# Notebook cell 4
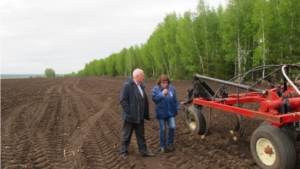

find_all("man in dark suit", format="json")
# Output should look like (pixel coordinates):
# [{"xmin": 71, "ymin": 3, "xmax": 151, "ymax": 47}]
[{"xmin": 119, "ymin": 68, "xmax": 155, "ymax": 159}]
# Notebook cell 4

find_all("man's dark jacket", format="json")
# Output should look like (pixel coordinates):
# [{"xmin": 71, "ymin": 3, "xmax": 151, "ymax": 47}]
[{"xmin": 120, "ymin": 77, "xmax": 150, "ymax": 123}]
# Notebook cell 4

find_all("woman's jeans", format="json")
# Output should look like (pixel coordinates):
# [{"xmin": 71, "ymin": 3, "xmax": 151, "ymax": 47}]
[{"xmin": 158, "ymin": 117, "xmax": 175, "ymax": 148}]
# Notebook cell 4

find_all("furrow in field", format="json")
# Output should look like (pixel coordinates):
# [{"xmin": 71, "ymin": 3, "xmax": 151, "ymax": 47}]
[
  {"xmin": 39, "ymin": 80, "xmax": 77, "ymax": 168},
  {"xmin": 51, "ymin": 77, "xmax": 106, "ymax": 168},
  {"xmin": 20, "ymin": 96, "xmax": 69, "ymax": 168},
  {"xmin": 67, "ymin": 79, "xmax": 131, "ymax": 168},
  {"xmin": 1, "ymin": 86, "xmax": 71, "ymax": 169},
  {"xmin": 81, "ymin": 114, "xmax": 132, "ymax": 169},
  {"xmin": 72, "ymin": 78, "xmax": 86, "ymax": 93},
  {"xmin": 1, "ymin": 106, "xmax": 33, "ymax": 168}
]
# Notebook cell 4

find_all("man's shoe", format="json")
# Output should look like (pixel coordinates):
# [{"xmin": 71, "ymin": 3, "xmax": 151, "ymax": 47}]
[
  {"xmin": 121, "ymin": 153, "xmax": 128, "ymax": 159},
  {"xmin": 160, "ymin": 148, "xmax": 166, "ymax": 153},
  {"xmin": 168, "ymin": 144, "xmax": 174, "ymax": 151},
  {"xmin": 141, "ymin": 152, "xmax": 156, "ymax": 157}
]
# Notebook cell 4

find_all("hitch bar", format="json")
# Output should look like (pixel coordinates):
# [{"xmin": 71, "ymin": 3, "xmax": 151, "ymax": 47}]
[{"xmin": 194, "ymin": 74, "xmax": 265, "ymax": 94}]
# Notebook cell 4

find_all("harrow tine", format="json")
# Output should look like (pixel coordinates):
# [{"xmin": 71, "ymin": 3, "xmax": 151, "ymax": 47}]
[
  {"xmin": 204, "ymin": 108, "xmax": 212, "ymax": 136},
  {"xmin": 235, "ymin": 114, "xmax": 244, "ymax": 137}
]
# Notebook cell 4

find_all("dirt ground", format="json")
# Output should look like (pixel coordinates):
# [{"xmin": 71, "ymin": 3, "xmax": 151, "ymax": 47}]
[{"xmin": 1, "ymin": 77, "xmax": 300, "ymax": 169}]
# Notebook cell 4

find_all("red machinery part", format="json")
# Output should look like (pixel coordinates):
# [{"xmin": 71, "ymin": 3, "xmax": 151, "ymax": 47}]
[
  {"xmin": 260, "ymin": 98, "xmax": 300, "ymax": 113},
  {"xmin": 260, "ymin": 100, "xmax": 281, "ymax": 114}
]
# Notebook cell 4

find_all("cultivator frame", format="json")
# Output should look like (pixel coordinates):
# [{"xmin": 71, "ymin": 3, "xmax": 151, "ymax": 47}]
[{"xmin": 182, "ymin": 64, "xmax": 300, "ymax": 169}]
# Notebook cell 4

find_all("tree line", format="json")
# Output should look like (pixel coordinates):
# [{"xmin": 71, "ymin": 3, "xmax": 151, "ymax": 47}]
[{"xmin": 67, "ymin": 0, "xmax": 300, "ymax": 80}]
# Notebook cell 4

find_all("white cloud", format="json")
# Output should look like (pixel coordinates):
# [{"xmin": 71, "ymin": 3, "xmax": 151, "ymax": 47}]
[{"xmin": 1, "ymin": 0, "xmax": 226, "ymax": 74}]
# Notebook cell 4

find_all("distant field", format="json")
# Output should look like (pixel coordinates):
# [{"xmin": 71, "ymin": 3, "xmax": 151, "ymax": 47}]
[
  {"xmin": 0, "ymin": 74, "xmax": 45, "ymax": 79},
  {"xmin": 0, "ymin": 74, "xmax": 64, "ymax": 79}
]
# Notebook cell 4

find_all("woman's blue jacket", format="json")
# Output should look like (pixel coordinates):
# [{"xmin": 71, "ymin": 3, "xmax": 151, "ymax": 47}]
[{"xmin": 151, "ymin": 85, "xmax": 179, "ymax": 119}]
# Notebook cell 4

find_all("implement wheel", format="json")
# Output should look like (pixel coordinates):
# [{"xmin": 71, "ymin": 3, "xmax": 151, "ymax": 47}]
[
  {"xmin": 186, "ymin": 105, "xmax": 206, "ymax": 135},
  {"xmin": 260, "ymin": 121, "xmax": 296, "ymax": 147},
  {"xmin": 250, "ymin": 124, "xmax": 296, "ymax": 169}
]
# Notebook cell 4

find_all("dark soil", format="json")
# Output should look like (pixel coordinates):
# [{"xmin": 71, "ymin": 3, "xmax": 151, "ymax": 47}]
[{"xmin": 1, "ymin": 77, "xmax": 300, "ymax": 169}]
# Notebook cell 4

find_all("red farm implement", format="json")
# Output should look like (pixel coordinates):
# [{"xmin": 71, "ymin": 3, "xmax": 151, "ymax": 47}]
[{"xmin": 182, "ymin": 64, "xmax": 300, "ymax": 169}]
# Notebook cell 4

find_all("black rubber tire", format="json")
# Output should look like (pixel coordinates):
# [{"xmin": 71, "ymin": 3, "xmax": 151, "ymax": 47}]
[
  {"xmin": 186, "ymin": 105, "xmax": 206, "ymax": 135},
  {"xmin": 283, "ymin": 128, "xmax": 297, "ymax": 148},
  {"xmin": 250, "ymin": 124, "xmax": 296, "ymax": 169},
  {"xmin": 260, "ymin": 121, "xmax": 297, "ymax": 147},
  {"xmin": 259, "ymin": 121, "xmax": 270, "ymax": 126}
]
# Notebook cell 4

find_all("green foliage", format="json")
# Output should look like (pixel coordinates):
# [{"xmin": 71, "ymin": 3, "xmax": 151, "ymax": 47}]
[
  {"xmin": 44, "ymin": 68, "xmax": 56, "ymax": 78},
  {"xmin": 140, "ymin": 43, "xmax": 155, "ymax": 77},
  {"xmin": 116, "ymin": 50, "xmax": 126, "ymax": 76},
  {"xmin": 162, "ymin": 13, "xmax": 181, "ymax": 78},
  {"xmin": 64, "ymin": 72, "xmax": 77, "ymax": 77},
  {"xmin": 177, "ymin": 11, "xmax": 201, "ymax": 75},
  {"xmin": 148, "ymin": 23, "xmax": 168, "ymax": 77},
  {"xmin": 70, "ymin": 0, "xmax": 300, "ymax": 81}
]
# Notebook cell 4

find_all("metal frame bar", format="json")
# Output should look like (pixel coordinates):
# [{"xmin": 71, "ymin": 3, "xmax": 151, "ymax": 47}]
[{"xmin": 193, "ymin": 97, "xmax": 300, "ymax": 127}]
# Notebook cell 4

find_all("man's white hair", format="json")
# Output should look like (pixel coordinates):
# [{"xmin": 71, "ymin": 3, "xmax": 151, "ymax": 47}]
[{"xmin": 133, "ymin": 68, "xmax": 143, "ymax": 78}]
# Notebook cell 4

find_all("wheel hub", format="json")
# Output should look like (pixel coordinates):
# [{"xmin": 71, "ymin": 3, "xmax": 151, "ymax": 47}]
[
  {"xmin": 256, "ymin": 138, "xmax": 276, "ymax": 166},
  {"xmin": 264, "ymin": 145, "xmax": 274, "ymax": 156}
]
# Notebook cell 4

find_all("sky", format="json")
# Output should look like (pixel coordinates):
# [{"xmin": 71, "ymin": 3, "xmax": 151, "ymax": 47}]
[{"xmin": 1, "ymin": 0, "xmax": 226, "ymax": 74}]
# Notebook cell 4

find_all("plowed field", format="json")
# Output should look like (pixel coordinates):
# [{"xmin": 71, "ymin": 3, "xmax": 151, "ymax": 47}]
[{"xmin": 1, "ymin": 77, "xmax": 300, "ymax": 169}]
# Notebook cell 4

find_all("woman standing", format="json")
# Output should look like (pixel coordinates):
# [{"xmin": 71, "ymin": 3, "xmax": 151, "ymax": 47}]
[{"xmin": 152, "ymin": 75, "xmax": 180, "ymax": 153}]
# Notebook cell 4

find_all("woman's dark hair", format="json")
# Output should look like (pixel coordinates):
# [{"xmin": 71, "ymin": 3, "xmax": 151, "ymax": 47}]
[{"xmin": 156, "ymin": 74, "xmax": 171, "ymax": 85}]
